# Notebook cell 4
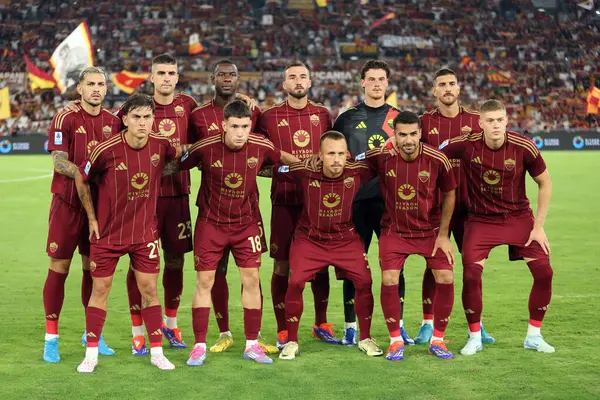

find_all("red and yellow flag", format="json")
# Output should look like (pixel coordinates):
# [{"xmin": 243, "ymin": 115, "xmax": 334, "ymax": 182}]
[
  {"xmin": 370, "ymin": 12, "xmax": 395, "ymax": 30},
  {"xmin": 24, "ymin": 55, "xmax": 56, "ymax": 91},
  {"xmin": 587, "ymin": 86, "xmax": 600, "ymax": 114},
  {"xmin": 111, "ymin": 70, "xmax": 150, "ymax": 94}
]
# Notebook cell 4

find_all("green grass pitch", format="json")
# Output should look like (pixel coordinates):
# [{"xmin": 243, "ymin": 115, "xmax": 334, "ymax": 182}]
[{"xmin": 0, "ymin": 152, "xmax": 598, "ymax": 400}]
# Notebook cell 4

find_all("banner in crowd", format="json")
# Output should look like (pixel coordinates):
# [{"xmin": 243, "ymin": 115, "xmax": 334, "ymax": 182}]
[
  {"xmin": 338, "ymin": 42, "xmax": 378, "ymax": 59},
  {"xmin": 530, "ymin": 131, "xmax": 600, "ymax": 150},
  {"xmin": 0, "ymin": 72, "xmax": 27, "ymax": 91},
  {"xmin": 50, "ymin": 22, "xmax": 94, "ymax": 93},
  {"xmin": 378, "ymin": 35, "xmax": 434, "ymax": 49},
  {"xmin": 111, "ymin": 70, "xmax": 150, "ymax": 94},
  {"xmin": 0, "ymin": 135, "xmax": 50, "ymax": 155}
]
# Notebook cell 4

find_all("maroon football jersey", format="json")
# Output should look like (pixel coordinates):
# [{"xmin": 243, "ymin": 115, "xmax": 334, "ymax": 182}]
[
  {"xmin": 273, "ymin": 162, "xmax": 373, "ymax": 241},
  {"xmin": 420, "ymin": 106, "xmax": 481, "ymax": 212},
  {"xmin": 189, "ymin": 99, "xmax": 261, "ymax": 141},
  {"xmin": 179, "ymin": 133, "xmax": 280, "ymax": 226},
  {"xmin": 440, "ymin": 131, "xmax": 546, "ymax": 218},
  {"xmin": 79, "ymin": 132, "xmax": 177, "ymax": 246},
  {"xmin": 363, "ymin": 144, "xmax": 456, "ymax": 238},
  {"xmin": 48, "ymin": 108, "xmax": 121, "ymax": 208},
  {"xmin": 116, "ymin": 93, "xmax": 197, "ymax": 197},
  {"xmin": 257, "ymin": 100, "xmax": 332, "ymax": 206}
]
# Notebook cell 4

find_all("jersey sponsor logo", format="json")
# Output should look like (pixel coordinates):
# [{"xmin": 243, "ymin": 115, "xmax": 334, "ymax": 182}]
[
  {"xmin": 471, "ymin": 156, "xmax": 482, "ymax": 164},
  {"xmin": 87, "ymin": 140, "xmax": 98, "ymax": 154},
  {"xmin": 355, "ymin": 152, "xmax": 366, "ymax": 160},
  {"xmin": 429, "ymin": 128, "xmax": 439, "ymax": 135},
  {"xmin": 310, "ymin": 114, "xmax": 320, "ymax": 126},
  {"xmin": 159, "ymin": 119, "xmax": 176, "ymax": 137},
  {"xmin": 322, "ymin": 192, "xmax": 341, "ymax": 208},
  {"xmin": 102, "ymin": 125, "xmax": 112, "ymax": 138},
  {"xmin": 247, "ymin": 156, "xmax": 259, "ymax": 169},
  {"xmin": 293, "ymin": 130, "xmax": 310, "ymax": 148},
  {"xmin": 419, "ymin": 170, "xmax": 430, "ymax": 183},
  {"xmin": 398, "ymin": 184, "xmax": 416, "ymax": 200},
  {"xmin": 355, "ymin": 121, "xmax": 367, "ymax": 129},
  {"xmin": 84, "ymin": 161, "xmax": 91, "ymax": 175},
  {"xmin": 151, "ymin": 153, "xmax": 160, "ymax": 167},
  {"xmin": 54, "ymin": 131, "xmax": 63, "ymax": 145},
  {"xmin": 461, "ymin": 125, "xmax": 473, "ymax": 134},
  {"xmin": 278, "ymin": 119, "xmax": 289, "ymax": 127},
  {"xmin": 386, "ymin": 170, "xmax": 396, "ymax": 177},
  {"xmin": 309, "ymin": 180, "xmax": 320, "ymax": 187},
  {"xmin": 504, "ymin": 158, "xmax": 516, "ymax": 171},
  {"xmin": 208, "ymin": 122, "xmax": 219, "ymax": 131},
  {"xmin": 483, "ymin": 170, "xmax": 501, "ymax": 185},
  {"xmin": 49, "ymin": 242, "xmax": 58, "ymax": 253},
  {"xmin": 277, "ymin": 165, "xmax": 289, "ymax": 172},
  {"xmin": 116, "ymin": 162, "xmax": 128, "ymax": 171},
  {"xmin": 174, "ymin": 105, "xmax": 185, "ymax": 117},
  {"xmin": 211, "ymin": 160, "xmax": 223, "ymax": 168},
  {"xmin": 439, "ymin": 139, "xmax": 449, "ymax": 149},
  {"xmin": 368, "ymin": 134, "xmax": 385, "ymax": 149},
  {"xmin": 90, "ymin": 261, "xmax": 96, "ymax": 272},
  {"xmin": 76, "ymin": 126, "xmax": 87, "ymax": 134},
  {"xmin": 224, "ymin": 172, "xmax": 243, "ymax": 189},
  {"xmin": 131, "ymin": 172, "xmax": 149, "ymax": 189},
  {"xmin": 344, "ymin": 176, "xmax": 354, "ymax": 188}
]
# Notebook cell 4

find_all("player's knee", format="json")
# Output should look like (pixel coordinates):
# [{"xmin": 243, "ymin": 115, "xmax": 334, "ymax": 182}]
[
  {"xmin": 273, "ymin": 260, "xmax": 290, "ymax": 276},
  {"xmin": 432, "ymin": 269, "xmax": 454, "ymax": 285},
  {"xmin": 382, "ymin": 270, "xmax": 400, "ymax": 286},
  {"xmin": 462, "ymin": 264, "xmax": 482, "ymax": 289},
  {"xmin": 353, "ymin": 277, "xmax": 372, "ymax": 292},
  {"xmin": 527, "ymin": 259, "xmax": 553, "ymax": 282},
  {"xmin": 49, "ymin": 258, "xmax": 71, "ymax": 274},
  {"xmin": 164, "ymin": 251, "xmax": 184, "ymax": 270},
  {"xmin": 240, "ymin": 269, "xmax": 260, "ymax": 291},
  {"xmin": 92, "ymin": 278, "xmax": 112, "ymax": 298},
  {"xmin": 137, "ymin": 278, "xmax": 158, "ymax": 298},
  {"xmin": 288, "ymin": 277, "xmax": 306, "ymax": 292}
]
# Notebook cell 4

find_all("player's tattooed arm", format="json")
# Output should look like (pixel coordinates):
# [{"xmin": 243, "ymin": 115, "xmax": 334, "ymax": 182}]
[
  {"xmin": 75, "ymin": 171, "xmax": 99, "ymax": 240},
  {"xmin": 52, "ymin": 151, "xmax": 78, "ymax": 178},
  {"xmin": 162, "ymin": 159, "xmax": 180, "ymax": 176}
]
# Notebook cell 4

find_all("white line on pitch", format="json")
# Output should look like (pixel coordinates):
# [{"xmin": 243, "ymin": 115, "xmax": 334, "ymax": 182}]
[{"xmin": 0, "ymin": 174, "xmax": 53, "ymax": 183}]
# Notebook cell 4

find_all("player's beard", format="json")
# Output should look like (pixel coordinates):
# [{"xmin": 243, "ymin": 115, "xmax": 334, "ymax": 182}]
[
  {"xmin": 83, "ymin": 96, "xmax": 102, "ymax": 108},
  {"xmin": 287, "ymin": 87, "xmax": 308, "ymax": 100},
  {"xmin": 401, "ymin": 143, "xmax": 417, "ymax": 155},
  {"xmin": 439, "ymin": 93, "xmax": 457, "ymax": 107}
]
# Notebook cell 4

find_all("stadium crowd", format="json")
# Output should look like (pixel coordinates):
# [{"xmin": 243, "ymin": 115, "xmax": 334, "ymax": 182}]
[{"xmin": 1, "ymin": 0, "xmax": 599, "ymax": 136}]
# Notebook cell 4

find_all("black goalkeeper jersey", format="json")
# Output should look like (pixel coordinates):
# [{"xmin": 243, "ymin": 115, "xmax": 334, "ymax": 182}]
[{"xmin": 333, "ymin": 101, "xmax": 400, "ymax": 202}]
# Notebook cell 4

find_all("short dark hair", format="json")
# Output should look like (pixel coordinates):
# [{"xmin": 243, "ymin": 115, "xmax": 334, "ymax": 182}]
[
  {"xmin": 433, "ymin": 68, "xmax": 457, "ymax": 84},
  {"xmin": 152, "ymin": 53, "xmax": 177, "ymax": 67},
  {"xmin": 392, "ymin": 111, "xmax": 420, "ymax": 129},
  {"xmin": 223, "ymin": 100, "xmax": 251, "ymax": 120},
  {"xmin": 480, "ymin": 99, "xmax": 505, "ymax": 114},
  {"xmin": 122, "ymin": 94, "xmax": 155, "ymax": 115},
  {"xmin": 319, "ymin": 130, "xmax": 347, "ymax": 147},
  {"xmin": 360, "ymin": 59, "xmax": 390, "ymax": 80},
  {"xmin": 284, "ymin": 61, "xmax": 310, "ymax": 79},
  {"xmin": 212, "ymin": 59, "xmax": 237, "ymax": 75}
]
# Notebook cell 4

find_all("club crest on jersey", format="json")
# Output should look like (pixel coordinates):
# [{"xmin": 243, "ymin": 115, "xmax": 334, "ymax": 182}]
[
  {"xmin": 247, "ymin": 156, "xmax": 259, "ymax": 169},
  {"xmin": 87, "ymin": 140, "xmax": 98, "ymax": 154},
  {"xmin": 461, "ymin": 125, "xmax": 473, "ymax": 134},
  {"xmin": 344, "ymin": 176, "xmax": 354, "ymax": 188},
  {"xmin": 131, "ymin": 172, "xmax": 149, "ymax": 189},
  {"xmin": 278, "ymin": 165, "xmax": 289, "ymax": 173},
  {"xmin": 293, "ymin": 130, "xmax": 310, "ymax": 148},
  {"xmin": 159, "ymin": 119, "xmax": 176, "ymax": 137},
  {"xmin": 102, "ymin": 125, "xmax": 112, "ymax": 138},
  {"xmin": 310, "ymin": 114, "xmax": 320, "ymax": 126},
  {"xmin": 54, "ymin": 131, "xmax": 63, "ymax": 145},
  {"xmin": 483, "ymin": 170, "xmax": 501, "ymax": 185},
  {"xmin": 504, "ymin": 158, "xmax": 516, "ymax": 171},
  {"xmin": 322, "ymin": 193, "xmax": 341, "ymax": 208},
  {"xmin": 419, "ymin": 170, "xmax": 430, "ymax": 183},
  {"xmin": 49, "ymin": 242, "xmax": 58, "ymax": 253},
  {"xmin": 174, "ymin": 105, "xmax": 185, "ymax": 117},
  {"xmin": 398, "ymin": 184, "xmax": 416, "ymax": 200},
  {"xmin": 151, "ymin": 153, "xmax": 160, "ymax": 167}
]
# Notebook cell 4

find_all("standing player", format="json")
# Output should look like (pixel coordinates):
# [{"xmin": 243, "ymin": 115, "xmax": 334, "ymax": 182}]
[
  {"xmin": 178, "ymin": 101, "xmax": 299, "ymax": 366},
  {"xmin": 276, "ymin": 131, "xmax": 382, "ymax": 360},
  {"xmin": 43, "ymin": 67, "xmax": 121, "ymax": 363},
  {"xmin": 256, "ymin": 62, "xmax": 337, "ymax": 348},
  {"xmin": 414, "ymin": 68, "xmax": 495, "ymax": 345},
  {"xmin": 362, "ymin": 112, "xmax": 456, "ymax": 360},
  {"xmin": 189, "ymin": 60, "xmax": 273, "ymax": 353},
  {"xmin": 75, "ymin": 94, "xmax": 182, "ymax": 372},
  {"xmin": 439, "ymin": 100, "xmax": 554, "ymax": 355},
  {"xmin": 332, "ymin": 59, "xmax": 413, "ymax": 345}
]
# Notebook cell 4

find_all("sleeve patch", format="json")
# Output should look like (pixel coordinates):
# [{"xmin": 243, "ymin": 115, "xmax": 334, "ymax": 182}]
[
  {"xmin": 355, "ymin": 152, "xmax": 366, "ymax": 160},
  {"xmin": 54, "ymin": 132, "xmax": 63, "ymax": 145},
  {"xmin": 277, "ymin": 165, "xmax": 289, "ymax": 173},
  {"xmin": 439, "ymin": 139, "xmax": 449, "ymax": 150}
]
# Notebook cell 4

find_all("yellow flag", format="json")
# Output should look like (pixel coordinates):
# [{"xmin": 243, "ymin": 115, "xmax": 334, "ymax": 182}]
[
  {"xmin": 316, "ymin": 0, "xmax": 327, "ymax": 7},
  {"xmin": 386, "ymin": 91, "xmax": 398, "ymax": 109},
  {"xmin": 0, "ymin": 87, "xmax": 10, "ymax": 120}
]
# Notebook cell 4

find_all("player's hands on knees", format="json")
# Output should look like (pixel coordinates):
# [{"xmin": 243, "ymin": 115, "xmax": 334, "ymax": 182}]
[
  {"xmin": 383, "ymin": 136, "xmax": 399, "ymax": 155},
  {"xmin": 235, "ymin": 93, "xmax": 257, "ymax": 110},
  {"xmin": 433, "ymin": 235, "xmax": 454, "ymax": 265},
  {"xmin": 525, "ymin": 227, "xmax": 550, "ymax": 255},
  {"xmin": 306, "ymin": 154, "xmax": 321, "ymax": 170},
  {"xmin": 62, "ymin": 100, "xmax": 81, "ymax": 113},
  {"xmin": 89, "ymin": 219, "xmax": 100, "ymax": 241}
]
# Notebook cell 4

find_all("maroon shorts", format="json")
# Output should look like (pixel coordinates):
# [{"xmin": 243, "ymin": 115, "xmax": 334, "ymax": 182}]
[
  {"xmin": 90, "ymin": 241, "xmax": 160, "ymax": 278},
  {"xmin": 449, "ymin": 210, "xmax": 467, "ymax": 253},
  {"xmin": 462, "ymin": 212, "xmax": 549, "ymax": 264},
  {"xmin": 269, "ymin": 205, "xmax": 302, "ymax": 260},
  {"xmin": 193, "ymin": 220, "xmax": 262, "ymax": 271},
  {"xmin": 46, "ymin": 195, "xmax": 90, "ymax": 259},
  {"xmin": 157, "ymin": 195, "xmax": 193, "ymax": 255},
  {"xmin": 289, "ymin": 234, "xmax": 372, "ymax": 286},
  {"xmin": 379, "ymin": 234, "xmax": 453, "ymax": 271}
]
